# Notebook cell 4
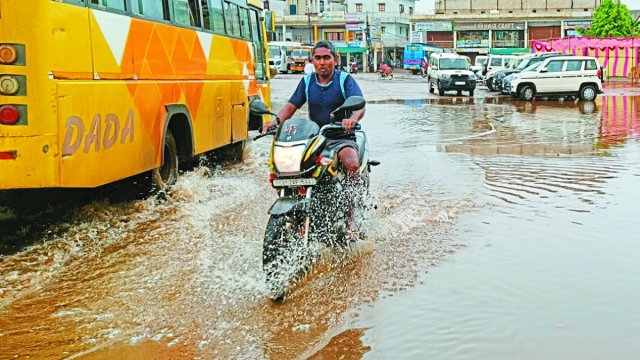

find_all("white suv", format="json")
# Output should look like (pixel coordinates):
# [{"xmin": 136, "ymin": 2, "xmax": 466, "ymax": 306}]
[
  {"xmin": 427, "ymin": 53, "xmax": 477, "ymax": 96},
  {"xmin": 510, "ymin": 56, "xmax": 603, "ymax": 101}
]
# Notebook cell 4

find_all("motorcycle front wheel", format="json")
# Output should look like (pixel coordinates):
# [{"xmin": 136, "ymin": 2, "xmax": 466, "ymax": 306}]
[
  {"xmin": 420, "ymin": 70, "xmax": 427, "ymax": 78},
  {"xmin": 263, "ymin": 214, "xmax": 310, "ymax": 301}
]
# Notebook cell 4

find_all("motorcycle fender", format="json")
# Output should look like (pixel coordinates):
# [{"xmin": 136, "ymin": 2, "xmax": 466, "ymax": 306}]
[{"xmin": 268, "ymin": 196, "xmax": 309, "ymax": 215}]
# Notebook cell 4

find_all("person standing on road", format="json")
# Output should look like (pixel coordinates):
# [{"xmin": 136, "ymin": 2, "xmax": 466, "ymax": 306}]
[
  {"xmin": 304, "ymin": 56, "xmax": 315, "ymax": 75},
  {"xmin": 262, "ymin": 40, "xmax": 366, "ymax": 240}
]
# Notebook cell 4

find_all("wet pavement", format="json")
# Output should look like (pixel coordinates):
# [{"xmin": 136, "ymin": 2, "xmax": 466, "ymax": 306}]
[{"xmin": 1, "ymin": 72, "xmax": 639, "ymax": 359}]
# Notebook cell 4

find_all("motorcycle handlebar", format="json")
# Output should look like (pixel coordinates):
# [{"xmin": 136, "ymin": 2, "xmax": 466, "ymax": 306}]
[
  {"xmin": 255, "ymin": 122, "xmax": 361, "ymax": 141},
  {"xmin": 321, "ymin": 123, "xmax": 361, "ymax": 133}
]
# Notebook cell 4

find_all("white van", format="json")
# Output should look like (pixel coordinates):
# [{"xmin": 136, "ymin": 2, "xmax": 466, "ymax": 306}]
[
  {"xmin": 427, "ymin": 53, "xmax": 477, "ymax": 96},
  {"xmin": 268, "ymin": 41, "xmax": 301, "ymax": 73}
]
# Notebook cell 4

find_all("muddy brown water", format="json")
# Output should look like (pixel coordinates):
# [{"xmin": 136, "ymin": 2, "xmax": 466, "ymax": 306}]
[{"xmin": 1, "ymin": 75, "xmax": 639, "ymax": 359}]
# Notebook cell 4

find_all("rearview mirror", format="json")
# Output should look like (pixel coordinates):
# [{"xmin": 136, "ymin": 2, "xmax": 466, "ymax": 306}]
[
  {"xmin": 249, "ymin": 99, "xmax": 274, "ymax": 116},
  {"xmin": 540, "ymin": 67, "xmax": 548, "ymax": 73},
  {"xmin": 336, "ymin": 96, "xmax": 366, "ymax": 113},
  {"xmin": 329, "ymin": 96, "xmax": 366, "ymax": 122}
]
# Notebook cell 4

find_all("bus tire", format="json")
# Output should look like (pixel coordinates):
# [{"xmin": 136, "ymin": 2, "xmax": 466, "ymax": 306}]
[
  {"xmin": 221, "ymin": 141, "xmax": 246, "ymax": 163},
  {"xmin": 152, "ymin": 130, "xmax": 179, "ymax": 191}
]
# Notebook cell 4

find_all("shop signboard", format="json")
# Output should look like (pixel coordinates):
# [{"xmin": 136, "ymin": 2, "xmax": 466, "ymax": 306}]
[
  {"xmin": 346, "ymin": 23, "xmax": 365, "ymax": 31},
  {"xmin": 345, "ymin": 13, "xmax": 366, "ymax": 23},
  {"xmin": 370, "ymin": 17, "xmax": 382, "ymax": 40},
  {"xmin": 456, "ymin": 39, "xmax": 490, "ymax": 48},
  {"xmin": 564, "ymin": 20, "xmax": 592, "ymax": 29},
  {"xmin": 455, "ymin": 22, "xmax": 525, "ymax": 31},
  {"xmin": 415, "ymin": 22, "xmax": 453, "ymax": 32},
  {"xmin": 321, "ymin": 11, "xmax": 344, "ymax": 22},
  {"xmin": 411, "ymin": 32, "xmax": 423, "ymax": 43}
]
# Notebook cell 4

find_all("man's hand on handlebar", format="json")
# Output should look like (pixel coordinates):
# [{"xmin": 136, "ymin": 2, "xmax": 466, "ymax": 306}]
[
  {"xmin": 342, "ymin": 118, "xmax": 359, "ymax": 131},
  {"xmin": 261, "ymin": 120, "xmax": 278, "ymax": 134}
]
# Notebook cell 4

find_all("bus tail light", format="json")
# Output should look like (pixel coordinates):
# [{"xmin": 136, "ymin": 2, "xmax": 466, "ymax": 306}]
[
  {"xmin": 0, "ymin": 45, "xmax": 19, "ymax": 65},
  {"xmin": 0, "ymin": 105, "xmax": 20, "ymax": 125},
  {"xmin": 0, "ymin": 151, "xmax": 16, "ymax": 160}
]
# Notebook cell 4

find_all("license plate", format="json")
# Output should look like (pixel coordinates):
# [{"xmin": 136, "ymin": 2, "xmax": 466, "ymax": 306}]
[
  {"xmin": 455, "ymin": 81, "xmax": 465, "ymax": 85},
  {"xmin": 272, "ymin": 178, "xmax": 317, "ymax": 187}
]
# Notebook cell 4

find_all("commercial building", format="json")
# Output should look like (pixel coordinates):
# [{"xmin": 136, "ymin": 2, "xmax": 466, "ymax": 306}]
[
  {"xmin": 410, "ymin": 0, "xmax": 604, "ymax": 62},
  {"xmin": 268, "ymin": 0, "xmax": 413, "ymax": 71}
]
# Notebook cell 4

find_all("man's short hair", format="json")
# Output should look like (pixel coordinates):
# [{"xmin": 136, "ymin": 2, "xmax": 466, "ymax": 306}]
[{"xmin": 312, "ymin": 40, "xmax": 336, "ymax": 58}]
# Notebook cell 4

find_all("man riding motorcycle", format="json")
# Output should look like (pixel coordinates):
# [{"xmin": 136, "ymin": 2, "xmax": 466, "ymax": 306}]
[{"xmin": 262, "ymin": 40, "xmax": 366, "ymax": 240}]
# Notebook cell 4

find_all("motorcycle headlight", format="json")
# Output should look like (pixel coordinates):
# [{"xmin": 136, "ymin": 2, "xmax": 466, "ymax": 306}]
[{"xmin": 273, "ymin": 144, "xmax": 305, "ymax": 174}]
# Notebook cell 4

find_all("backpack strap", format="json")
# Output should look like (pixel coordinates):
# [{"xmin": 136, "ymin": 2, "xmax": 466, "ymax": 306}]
[
  {"xmin": 304, "ymin": 71, "xmax": 349, "ymax": 103},
  {"xmin": 303, "ymin": 73, "xmax": 313, "ymax": 103},
  {"xmin": 339, "ymin": 71, "xmax": 348, "ymax": 100}
]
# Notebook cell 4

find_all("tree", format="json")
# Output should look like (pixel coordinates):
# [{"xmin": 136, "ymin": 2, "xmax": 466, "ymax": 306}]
[{"xmin": 577, "ymin": 0, "xmax": 639, "ymax": 37}]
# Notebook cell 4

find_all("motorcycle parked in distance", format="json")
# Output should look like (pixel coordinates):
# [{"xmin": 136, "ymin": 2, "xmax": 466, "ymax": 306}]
[
  {"xmin": 350, "ymin": 61, "xmax": 358, "ymax": 74},
  {"xmin": 250, "ymin": 96, "xmax": 379, "ymax": 301}
]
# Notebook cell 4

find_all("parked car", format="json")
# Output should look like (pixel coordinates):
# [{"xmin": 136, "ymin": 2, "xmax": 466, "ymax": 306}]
[
  {"xmin": 427, "ymin": 53, "xmax": 477, "ymax": 96},
  {"xmin": 492, "ymin": 52, "xmax": 565, "ymax": 92},
  {"xmin": 510, "ymin": 56, "xmax": 603, "ymax": 101},
  {"xmin": 482, "ymin": 54, "xmax": 526, "ymax": 90},
  {"xmin": 470, "ymin": 55, "xmax": 487, "ymax": 73},
  {"xmin": 482, "ymin": 54, "xmax": 520, "ymax": 76}
]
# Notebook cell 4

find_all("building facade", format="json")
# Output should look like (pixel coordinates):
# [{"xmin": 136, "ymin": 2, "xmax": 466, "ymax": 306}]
[
  {"xmin": 411, "ymin": 0, "xmax": 604, "ymax": 62},
  {"xmin": 270, "ymin": 0, "xmax": 416, "ymax": 70}
]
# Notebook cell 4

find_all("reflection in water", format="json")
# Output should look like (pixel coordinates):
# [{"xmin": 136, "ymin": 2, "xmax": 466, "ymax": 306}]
[
  {"xmin": 598, "ymin": 95, "xmax": 640, "ymax": 146},
  {"xmin": 474, "ymin": 157, "xmax": 623, "ymax": 208},
  {"xmin": 368, "ymin": 97, "xmax": 476, "ymax": 106},
  {"xmin": 438, "ymin": 95, "xmax": 638, "ymax": 209},
  {"xmin": 307, "ymin": 328, "xmax": 371, "ymax": 359}
]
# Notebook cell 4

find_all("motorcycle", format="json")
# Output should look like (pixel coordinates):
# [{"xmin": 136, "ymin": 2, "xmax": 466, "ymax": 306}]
[
  {"xmin": 250, "ymin": 96, "xmax": 379, "ymax": 300},
  {"xmin": 378, "ymin": 67, "xmax": 394, "ymax": 80},
  {"xmin": 420, "ymin": 62, "xmax": 428, "ymax": 78},
  {"xmin": 350, "ymin": 61, "xmax": 358, "ymax": 74}
]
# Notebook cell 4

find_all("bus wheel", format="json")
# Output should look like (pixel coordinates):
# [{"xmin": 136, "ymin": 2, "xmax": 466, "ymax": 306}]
[
  {"xmin": 152, "ymin": 130, "xmax": 179, "ymax": 191},
  {"xmin": 220, "ymin": 141, "xmax": 246, "ymax": 163}
]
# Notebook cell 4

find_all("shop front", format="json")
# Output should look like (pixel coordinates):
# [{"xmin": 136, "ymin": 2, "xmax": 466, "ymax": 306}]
[
  {"xmin": 455, "ymin": 22, "xmax": 526, "ymax": 58},
  {"xmin": 334, "ymin": 41, "xmax": 368, "ymax": 71}
]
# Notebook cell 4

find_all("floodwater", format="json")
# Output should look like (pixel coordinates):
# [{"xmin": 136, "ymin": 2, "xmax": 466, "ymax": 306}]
[{"xmin": 1, "ymin": 75, "xmax": 639, "ymax": 359}]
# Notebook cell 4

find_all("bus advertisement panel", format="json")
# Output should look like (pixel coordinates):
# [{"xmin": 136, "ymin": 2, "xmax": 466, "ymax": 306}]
[{"xmin": 0, "ymin": 0, "xmax": 270, "ymax": 191}]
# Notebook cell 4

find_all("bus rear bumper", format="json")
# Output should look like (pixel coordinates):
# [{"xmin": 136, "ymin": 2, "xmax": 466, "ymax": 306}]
[{"xmin": 0, "ymin": 134, "xmax": 59, "ymax": 189}]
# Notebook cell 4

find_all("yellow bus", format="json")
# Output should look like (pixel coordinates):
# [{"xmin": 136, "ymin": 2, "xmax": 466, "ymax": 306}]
[{"xmin": 0, "ymin": 0, "xmax": 270, "ymax": 191}]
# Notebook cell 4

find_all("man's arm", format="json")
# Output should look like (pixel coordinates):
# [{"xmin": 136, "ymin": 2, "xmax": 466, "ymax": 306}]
[
  {"xmin": 276, "ymin": 102, "xmax": 298, "ymax": 124},
  {"xmin": 342, "ymin": 76, "xmax": 365, "ymax": 130}
]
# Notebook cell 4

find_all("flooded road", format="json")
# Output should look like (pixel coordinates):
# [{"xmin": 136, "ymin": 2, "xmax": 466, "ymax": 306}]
[{"xmin": 1, "ymin": 73, "xmax": 639, "ymax": 359}]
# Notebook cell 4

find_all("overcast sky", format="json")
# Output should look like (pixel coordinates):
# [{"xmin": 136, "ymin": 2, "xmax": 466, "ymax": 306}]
[{"xmin": 414, "ymin": 0, "xmax": 640, "ymax": 14}]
